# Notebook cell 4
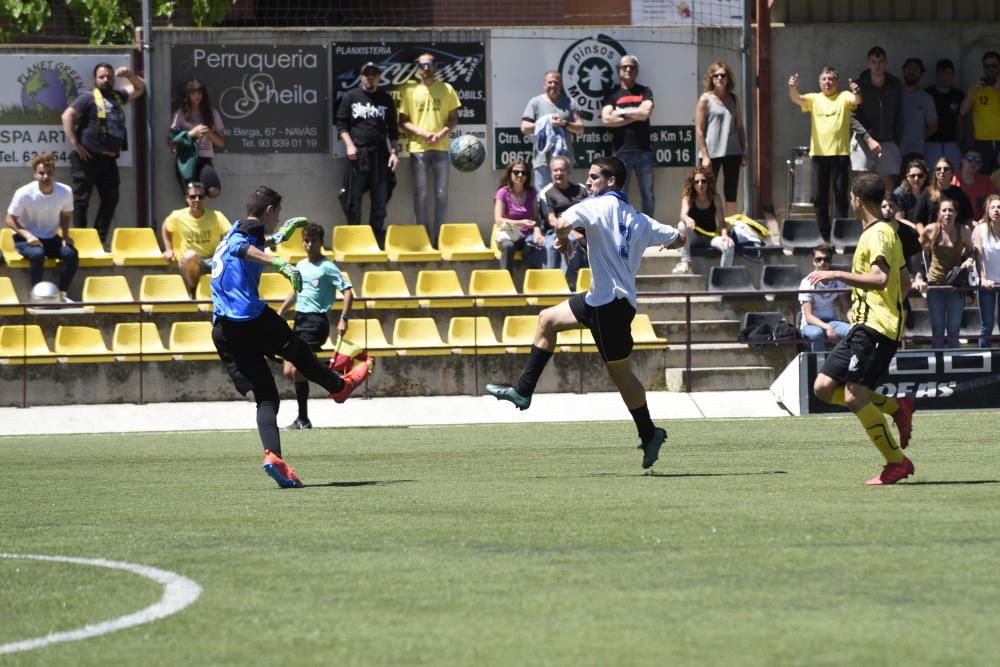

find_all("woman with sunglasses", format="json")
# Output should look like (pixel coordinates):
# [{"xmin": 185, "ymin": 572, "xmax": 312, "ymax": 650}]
[
  {"xmin": 911, "ymin": 157, "xmax": 974, "ymax": 228},
  {"xmin": 672, "ymin": 167, "xmax": 733, "ymax": 274},
  {"xmin": 695, "ymin": 61, "xmax": 747, "ymax": 217},
  {"xmin": 974, "ymin": 194, "xmax": 1000, "ymax": 347},
  {"xmin": 493, "ymin": 160, "xmax": 542, "ymax": 272},
  {"xmin": 169, "ymin": 79, "xmax": 224, "ymax": 198},
  {"xmin": 912, "ymin": 197, "xmax": 976, "ymax": 348},
  {"xmin": 890, "ymin": 158, "xmax": 929, "ymax": 261}
]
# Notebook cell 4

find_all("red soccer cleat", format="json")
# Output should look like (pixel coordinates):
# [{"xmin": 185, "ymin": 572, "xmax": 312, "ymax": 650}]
[
  {"xmin": 329, "ymin": 358, "xmax": 372, "ymax": 403},
  {"xmin": 892, "ymin": 396, "xmax": 915, "ymax": 449},
  {"xmin": 865, "ymin": 456, "xmax": 915, "ymax": 485},
  {"xmin": 262, "ymin": 449, "xmax": 303, "ymax": 488}
]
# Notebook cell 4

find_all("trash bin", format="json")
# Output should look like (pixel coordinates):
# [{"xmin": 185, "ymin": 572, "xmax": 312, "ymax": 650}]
[{"xmin": 786, "ymin": 146, "xmax": 813, "ymax": 210}]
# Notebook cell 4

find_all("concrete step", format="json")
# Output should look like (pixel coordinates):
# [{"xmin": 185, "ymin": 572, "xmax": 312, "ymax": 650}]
[
  {"xmin": 636, "ymin": 273, "xmax": 705, "ymax": 293},
  {"xmin": 639, "ymin": 295, "xmax": 734, "ymax": 321},
  {"xmin": 662, "ymin": 343, "xmax": 780, "ymax": 367},
  {"xmin": 657, "ymin": 319, "xmax": 741, "ymax": 340},
  {"xmin": 664, "ymin": 365, "xmax": 776, "ymax": 392}
]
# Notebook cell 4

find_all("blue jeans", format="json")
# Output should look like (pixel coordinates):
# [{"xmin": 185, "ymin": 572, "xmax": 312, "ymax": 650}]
[
  {"xmin": 979, "ymin": 287, "xmax": 1000, "ymax": 348},
  {"xmin": 926, "ymin": 288, "xmax": 964, "ymax": 349},
  {"xmin": 347, "ymin": 159, "xmax": 389, "ymax": 244},
  {"xmin": 410, "ymin": 150, "xmax": 450, "ymax": 246},
  {"xmin": 14, "ymin": 235, "xmax": 79, "ymax": 291},
  {"xmin": 532, "ymin": 165, "xmax": 551, "ymax": 191},
  {"xmin": 801, "ymin": 318, "xmax": 851, "ymax": 352},
  {"xmin": 538, "ymin": 231, "xmax": 588, "ymax": 289},
  {"xmin": 498, "ymin": 234, "xmax": 545, "ymax": 272},
  {"xmin": 616, "ymin": 150, "xmax": 655, "ymax": 216}
]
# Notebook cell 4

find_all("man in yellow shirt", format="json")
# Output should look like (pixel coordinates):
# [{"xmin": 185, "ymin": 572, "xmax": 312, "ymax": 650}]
[
  {"xmin": 398, "ymin": 53, "xmax": 461, "ymax": 247},
  {"xmin": 960, "ymin": 51, "xmax": 1000, "ymax": 176},
  {"xmin": 810, "ymin": 173, "xmax": 916, "ymax": 485},
  {"xmin": 161, "ymin": 181, "xmax": 232, "ymax": 294},
  {"xmin": 788, "ymin": 67, "xmax": 861, "ymax": 240}
]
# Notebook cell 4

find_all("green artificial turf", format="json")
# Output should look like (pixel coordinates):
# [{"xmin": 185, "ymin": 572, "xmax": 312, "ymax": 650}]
[{"xmin": 2, "ymin": 413, "xmax": 999, "ymax": 666}]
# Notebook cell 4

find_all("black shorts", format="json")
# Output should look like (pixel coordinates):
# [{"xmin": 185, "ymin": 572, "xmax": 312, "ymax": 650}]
[
  {"xmin": 820, "ymin": 324, "xmax": 898, "ymax": 389},
  {"xmin": 292, "ymin": 311, "xmax": 330, "ymax": 351},
  {"xmin": 212, "ymin": 308, "xmax": 293, "ymax": 398},
  {"xmin": 568, "ymin": 292, "xmax": 635, "ymax": 362}
]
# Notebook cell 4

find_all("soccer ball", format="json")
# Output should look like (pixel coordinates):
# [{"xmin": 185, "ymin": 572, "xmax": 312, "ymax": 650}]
[
  {"xmin": 30, "ymin": 281, "xmax": 61, "ymax": 302},
  {"xmin": 449, "ymin": 135, "xmax": 486, "ymax": 173}
]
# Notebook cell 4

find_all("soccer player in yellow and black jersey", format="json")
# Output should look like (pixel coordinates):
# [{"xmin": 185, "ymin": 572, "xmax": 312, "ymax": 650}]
[{"xmin": 809, "ymin": 173, "xmax": 916, "ymax": 485}]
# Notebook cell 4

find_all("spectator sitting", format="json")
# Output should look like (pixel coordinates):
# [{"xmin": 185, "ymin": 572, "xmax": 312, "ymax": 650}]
[
  {"xmin": 493, "ymin": 159, "xmax": 543, "ymax": 273},
  {"xmin": 799, "ymin": 243, "xmax": 851, "ymax": 351},
  {"xmin": 952, "ymin": 149, "xmax": 994, "ymax": 220},
  {"xmin": 537, "ymin": 155, "xmax": 589, "ymax": 289},
  {"xmin": 169, "ymin": 78, "xmax": 224, "ymax": 198},
  {"xmin": 672, "ymin": 167, "xmax": 733, "ymax": 274},
  {"xmin": 912, "ymin": 157, "xmax": 974, "ymax": 227},
  {"xmin": 974, "ymin": 194, "xmax": 1000, "ymax": 348},
  {"xmin": 161, "ymin": 181, "xmax": 232, "ymax": 296}
]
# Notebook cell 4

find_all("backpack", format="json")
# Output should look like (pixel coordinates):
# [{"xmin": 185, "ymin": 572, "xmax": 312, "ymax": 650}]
[
  {"xmin": 725, "ymin": 214, "xmax": 770, "ymax": 262},
  {"xmin": 738, "ymin": 318, "xmax": 803, "ymax": 351}
]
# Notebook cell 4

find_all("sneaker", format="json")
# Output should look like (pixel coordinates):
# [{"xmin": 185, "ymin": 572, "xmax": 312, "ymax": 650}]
[
  {"xmin": 329, "ymin": 359, "xmax": 371, "ymax": 403},
  {"xmin": 283, "ymin": 417, "xmax": 312, "ymax": 430},
  {"xmin": 865, "ymin": 456, "xmax": 914, "ymax": 485},
  {"xmin": 485, "ymin": 382, "xmax": 531, "ymax": 410},
  {"xmin": 262, "ymin": 449, "xmax": 303, "ymax": 488},
  {"xmin": 638, "ymin": 427, "xmax": 667, "ymax": 469},
  {"xmin": 892, "ymin": 396, "xmax": 915, "ymax": 449},
  {"xmin": 672, "ymin": 261, "xmax": 692, "ymax": 275}
]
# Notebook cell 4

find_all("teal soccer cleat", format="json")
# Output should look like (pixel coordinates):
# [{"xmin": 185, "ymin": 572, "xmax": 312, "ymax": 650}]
[
  {"xmin": 485, "ymin": 383, "xmax": 531, "ymax": 411},
  {"xmin": 639, "ymin": 427, "xmax": 667, "ymax": 469}
]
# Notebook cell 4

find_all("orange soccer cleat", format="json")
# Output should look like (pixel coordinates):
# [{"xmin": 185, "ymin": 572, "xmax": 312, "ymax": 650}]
[
  {"xmin": 262, "ymin": 449, "xmax": 303, "ymax": 488},
  {"xmin": 329, "ymin": 358, "xmax": 373, "ymax": 404},
  {"xmin": 865, "ymin": 456, "xmax": 915, "ymax": 486}
]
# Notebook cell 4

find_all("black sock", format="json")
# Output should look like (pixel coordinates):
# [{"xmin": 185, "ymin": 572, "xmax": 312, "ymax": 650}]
[
  {"xmin": 629, "ymin": 403, "xmax": 656, "ymax": 443},
  {"xmin": 256, "ymin": 400, "xmax": 281, "ymax": 457},
  {"xmin": 295, "ymin": 382, "xmax": 309, "ymax": 421},
  {"xmin": 515, "ymin": 345, "xmax": 554, "ymax": 396}
]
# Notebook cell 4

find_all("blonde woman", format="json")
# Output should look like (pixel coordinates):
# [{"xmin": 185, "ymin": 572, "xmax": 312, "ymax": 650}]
[
  {"xmin": 974, "ymin": 194, "xmax": 1000, "ymax": 347},
  {"xmin": 695, "ymin": 61, "xmax": 747, "ymax": 216}
]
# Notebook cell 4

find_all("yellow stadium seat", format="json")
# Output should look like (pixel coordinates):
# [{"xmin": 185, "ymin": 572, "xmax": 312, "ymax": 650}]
[
  {"xmin": 340, "ymin": 317, "xmax": 393, "ymax": 356},
  {"xmin": 415, "ymin": 269, "xmax": 473, "ymax": 308},
  {"xmin": 523, "ymin": 269, "xmax": 570, "ymax": 306},
  {"xmin": 0, "ymin": 228, "xmax": 54, "ymax": 269},
  {"xmin": 0, "ymin": 325, "xmax": 56, "ymax": 364},
  {"xmin": 272, "ymin": 227, "xmax": 308, "ymax": 264},
  {"xmin": 55, "ymin": 325, "xmax": 113, "ymax": 363},
  {"xmin": 168, "ymin": 321, "xmax": 217, "ymax": 360},
  {"xmin": 0, "ymin": 276, "xmax": 24, "ymax": 316},
  {"xmin": 631, "ymin": 313, "xmax": 668, "ymax": 350},
  {"xmin": 501, "ymin": 315, "xmax": 539, "ymax": 353},
  {"xmin": 332, "ymin": 226, "xmax": 388, "ymax": 262},
  {"xmin": 139, "ymin": 274, "xmax": 198, "ymax": 313},
  {"xmin": 447, "ymin": 316, "xmax": 504, "ymax": 355},
  {"xmin": 438, "ymin": 223, "xmax": 494, "ymax": 261},
  {"xmin": 557, "ymin": 327, "xmax": 597, "ymax": 353},
  {"xmin": 469, "ymin": 269, "xmax": 527, "ymax": 307},
  {"xmin": 111, "ymin": 228, "xmax": 168, "ymax": 267},
  {"xmin": 67, "ymin": 228, "xmax": 113, "ymax": 267},
  {"xmin": 112, "ymin": 322, "xmax": 171, "ymax": 362},
  {"xmin": 385, "ymin": 225, "xmax": 442, "ymax": 262},
  {"xmin": 576, "ymin": 268, "xmax": 591, "ymax": 292},
  {"xmin": 195, "ymin": 274, "xmax": 213, "ymax": 312},
  {"xmin": 361, "ymin": 270, "xmax": 417, "ymax": 309},
  {"xmin": 82, "ymin": 276, "xmax": 139, "ymax": 313},
  {"xmin": 391, "ymin": 317, "xmax": 450, "ymax": 355},
  {"xmin": 259, "ymin": 273, "xmax": 294, "ymax": 307}
]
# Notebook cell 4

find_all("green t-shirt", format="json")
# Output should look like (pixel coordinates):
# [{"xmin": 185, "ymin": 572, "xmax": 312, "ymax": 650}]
[{"xmin": 294, "ymin": 257, "xmax": 351, "ymax": 313}]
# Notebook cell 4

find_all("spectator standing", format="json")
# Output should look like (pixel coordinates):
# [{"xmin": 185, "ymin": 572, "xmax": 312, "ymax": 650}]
[
  {"xmin": 169, "ymin": 79, "xmax": 224, "ymax": 198},
  {"xmin": 974, "ymin": 194, "xmax": 1000, "ymax": 347},
  {"xmin": 493, "ymin": 160, "xmax": 543, "ymax": 273},
  {"xmin": 924, "ymin": 59, "xmax": 964, "ymax": 169},
  {"xmin": 601, "ymin": 55, "xmax": 656, "ymax": 216},
  {"xmin": 851, "ymin": 47, "xmax": 904, "ymax": 193},
  {"xmin": 899, "ymin": 58, "xmax": 937, "ymax": 165},
  {"xmin": 398, "ymin": 53, "xmax": 461, "ymax": 247},
  {"xmin": 538, "ymin": 155, "xmax": 589, "ymax": 289},
  {"xmin": 672, "ymin": 167, "xmax": 733, "ymax": 274},
  {"xmin": 520, "ymin": 71, "xmax": 584, "ymax": 190},
  {"xmin": 912, "ymin": 157, "xmax": 974, "ymax": 226},
  {"xmin": 61, "ymin": 63, "xmax": 145, "ymax": 246},
  {"xmin": 788, "ymin": 68, "xmax": 861, "ymax": 240},
  {"xmin": 161, "ymin": 181, "xmax": 232, "ymax": 296},
  {"xmin": 5, "ymin": 153, "xmax": 78, "ymax": 300},
  {"xmin": 960, "ymin": 51, "xmax": 1000, "ymax": 176},
  {"xmin": 799, "ymin": 244, "xmax": 851, "ymax": 352},
  {"xmin": 696, "ymin": 61, "xmax": 748, "ymax": 217},
  {"xmin": 891, "ymin": 158, "xmax": 929, "ymax": 262},
  {"xmin": 335, "ymin": 61, "xmax": 400, "ymax": 247},
  {"xmin": 952, "ymin": 149, "xmax": 994, "ymax": 220}
]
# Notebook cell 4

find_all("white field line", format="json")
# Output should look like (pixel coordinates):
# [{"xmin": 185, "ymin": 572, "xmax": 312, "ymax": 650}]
[{"xmin": 0, "ymin": 553, "xmax": 202, "ymax": 655}]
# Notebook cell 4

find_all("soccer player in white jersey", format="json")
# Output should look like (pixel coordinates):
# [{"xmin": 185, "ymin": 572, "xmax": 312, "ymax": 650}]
[{"xmin": 486, "ymin": 155, "xmax": 685, "ymax": 469}]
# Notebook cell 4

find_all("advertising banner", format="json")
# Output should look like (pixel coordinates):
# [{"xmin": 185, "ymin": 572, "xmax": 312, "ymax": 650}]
[
  {"xmin": 0, "ymin": 54, "xmax": 133, "ymax": 167},
  {"xmin": 490, "ymin": 30, "xmax": 696, "ymax": 170},
  {"xmin": 330, "ymin": 41, "xmax": 487, "ymax": 157},
  {"xmin": 171, "ymin": 45, "xmax": 329, "ymax": 153}
]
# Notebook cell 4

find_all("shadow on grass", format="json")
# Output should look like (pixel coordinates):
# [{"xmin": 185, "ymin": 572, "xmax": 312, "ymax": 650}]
[
  {"xmin": 532, "ymin": 470, "xmax": 789, "ymax": 479},
  {"xmin": 905, "ymin": 480, "xmax": 1000, "ymax": 486},
  {"xmin": 300, "ymin": 479, "xmax": 417, "ymax": 489}
]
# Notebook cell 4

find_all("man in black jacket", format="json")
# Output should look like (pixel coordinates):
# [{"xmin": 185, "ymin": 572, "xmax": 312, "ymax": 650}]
[{"xmin": 850, "ymin": 46, "xmax": 904, "ymax": 193}]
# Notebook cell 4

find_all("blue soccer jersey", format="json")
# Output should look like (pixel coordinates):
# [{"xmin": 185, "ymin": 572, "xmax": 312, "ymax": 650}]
[{"xmin": 210, "ymin": 220, "xmax": 268, "ymax": 321}]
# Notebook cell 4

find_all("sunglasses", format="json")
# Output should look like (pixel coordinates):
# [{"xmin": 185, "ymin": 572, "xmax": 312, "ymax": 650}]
[
  {"xmin": 985, "ymin": 63, "xmax": 1000, "ymax": 70},
  {"xmin": 620, "ymin": 64, "xmax": 638, "ymax": 71},
  {"xmin": 417, "ymin": 61, "xmax": 435, "ymax": 69},
  {"xmin": 693, "ymin": 179, "xmax": 708, "ymax": 184},
  {"xmin": 935, "ymin": 166, "xmax": 952, "ymax": 172},
  {"xmin": 712, "ymin": 73, "xmax": 728, "ymax": 79},
  {"xmin": 511, "ymin": 169, "xmax": 527, "ymax": 176},
  {"xmin": 813, "ymin": 256, "xmax": 832, "ymax": 263},
  {"xmin": 906, "ymin": 172, "xmax": 926, "ymax": 179},
  {"xmin": 965, "ymin": 154, "xmax": 982, "ymax": 162},
  {"xmin": 187, "ymin": 194, "xmax": 206, "ymax": 200}
]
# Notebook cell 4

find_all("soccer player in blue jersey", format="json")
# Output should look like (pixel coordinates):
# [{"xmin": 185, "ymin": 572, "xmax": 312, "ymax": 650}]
[
  {"xmin": 210, "ymin": 186, "xmax": 369, "ymax": 488},
  {"xmin": 486, "ymin": 156, "xmax": 685, "ymax": 469},
  {"xmin": 278, "ymin": 222, "xmax": 368, "ymax": 430}
]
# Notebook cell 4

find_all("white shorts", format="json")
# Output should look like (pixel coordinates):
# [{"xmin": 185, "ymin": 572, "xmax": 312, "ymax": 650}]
[{"xmin": 850, "ymin": 136, "xmax": 902, "ymax": 176}]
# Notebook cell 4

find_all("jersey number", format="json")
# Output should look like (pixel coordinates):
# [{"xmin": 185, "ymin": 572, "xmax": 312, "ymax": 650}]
[
  {"xmin": 617, "ymin": 221, "xmax": 632, "ymax": 259},
  {"xmin": 210, "ymin": 241, "xmax": 226, "ymax": 278}
]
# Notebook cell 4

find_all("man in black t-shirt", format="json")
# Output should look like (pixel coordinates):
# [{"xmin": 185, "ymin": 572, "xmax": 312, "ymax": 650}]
[
  {"xmin": 601, "ymin": 55, "xmax": 655, "ymax": 216},
  {"xmin": 334, "ymin": 61, "xmax": 400, "ymax": 244},
  {"xmin": 60, "ymin": 63, "xmax": 145, "ymax": 244},
  {"xmin": 537, "ymin": 155, "xmax": 589, "ymax": 289},
  {"xmin": 924, "ymin": 59, "xmax": 965, "ymax": 170}
]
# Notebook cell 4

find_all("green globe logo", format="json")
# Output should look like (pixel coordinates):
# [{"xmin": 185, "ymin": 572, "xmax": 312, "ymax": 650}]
[{"xmin": 19, "ymin": 64, "xmax": 82, "ymax": 118}]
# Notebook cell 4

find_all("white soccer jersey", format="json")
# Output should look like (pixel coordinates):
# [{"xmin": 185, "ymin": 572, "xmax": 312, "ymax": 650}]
[
  {"xmin": 561, "ymin": 191, "xmax": 679, "ymax": 307},
  {"xmin": 6, "ymin": 181, "xmax": 73, "ymax": 238}
]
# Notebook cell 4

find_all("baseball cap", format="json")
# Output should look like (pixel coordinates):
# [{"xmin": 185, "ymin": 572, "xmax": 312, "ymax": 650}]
[{"xmin": 361, "ymin": 61, "xmax": 381, "ymax": 74}]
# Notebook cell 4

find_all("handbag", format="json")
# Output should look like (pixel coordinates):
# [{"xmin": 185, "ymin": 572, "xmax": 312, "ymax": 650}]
[
  {"xmin": 943, "ymin": 264, "xmax": 969, "ymax": 288},
  {"xmin": 494, "ymin": 221, "xmax": 525, "ymax": 245}
]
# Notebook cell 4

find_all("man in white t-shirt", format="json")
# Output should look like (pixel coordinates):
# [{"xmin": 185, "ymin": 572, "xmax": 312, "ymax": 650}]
[
  {"xmin": 5, "ymin": 153, "xmax": 78, "ymax": 298},
  {"xmin": 486, "ymin": 155, "xmax": 684, "ymax": 469},
  {"xmin": 799, "ymin": 243, "xmax": 851, "ymax": 351}
]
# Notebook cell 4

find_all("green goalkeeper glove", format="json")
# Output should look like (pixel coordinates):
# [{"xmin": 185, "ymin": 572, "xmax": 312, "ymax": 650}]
[
  {"xmin": 271, "ymin": 257, "xmax": 302, "ymax": 292},
  {"xmin": 271, "ymin": 216, "xmax": 309, "ymax": 245}
]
